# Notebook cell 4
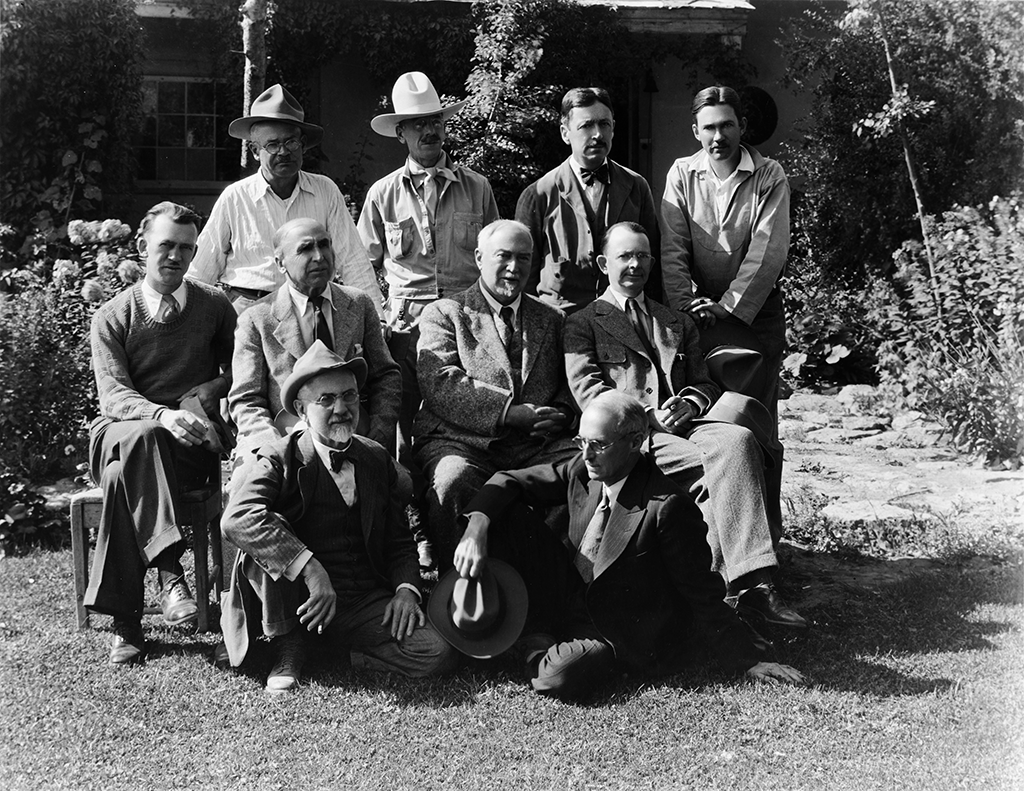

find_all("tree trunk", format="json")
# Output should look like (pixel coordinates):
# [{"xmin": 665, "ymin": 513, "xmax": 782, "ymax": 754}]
[{"xmin": 240, "ymin": 0, "xmax": 268, "ymax": 169}]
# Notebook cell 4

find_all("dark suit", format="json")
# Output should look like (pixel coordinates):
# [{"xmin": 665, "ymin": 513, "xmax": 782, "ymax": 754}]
[
  {"xmin": 229, "ymin": 282, "xmax": 401, "ymax": 456},
  {"xmin": 466, "ymin": 453, "xmax": 763, "ymax": 694},
  {"xmin": 516, "ymin": 158, "xmax": 660, "ymax": 314},
  {"xmin": 220, "ymin": 431, "xmax": 450, "ymax": 673},
  {"xmin": 414, "ymin": 281, "xmax": 578, "ymax": 561},
  {"xmin": 565, "ymin": 290, "xmax": 779, "ymax": 580}
]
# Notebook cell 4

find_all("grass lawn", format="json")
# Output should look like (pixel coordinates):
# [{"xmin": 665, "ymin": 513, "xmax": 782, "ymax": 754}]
[{"xmin": 1, "ymin": 547, "xmax": 1021, "ymax": 790}]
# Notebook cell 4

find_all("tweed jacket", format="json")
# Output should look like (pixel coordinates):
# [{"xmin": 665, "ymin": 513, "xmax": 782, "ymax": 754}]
[
  {"xmin": 229, "ymin": 282, "xmax": 401, "ymax": 455},
  {"xmin": 515, "ymin": 157, "xmax": 661, "ymax": 314},
  {"xmin": 221, "ymin": 430, "xmax": 420, "ymax": 664},
  {"xmin": 466, "ymin": 453, "xmax": 763, "ymax": 675},
  {"xmin": 414, "ymin": 281, "xmax": 577, "ymax": 452},
  {"xmin": 564, "ymin": 288, "xmax": 720, "ymax": 413}
]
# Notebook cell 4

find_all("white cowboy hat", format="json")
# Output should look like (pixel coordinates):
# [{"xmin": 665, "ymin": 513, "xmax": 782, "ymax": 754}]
[{"xmin": 370, "ymin": 71, "xmax": 468, "ymax": 138}]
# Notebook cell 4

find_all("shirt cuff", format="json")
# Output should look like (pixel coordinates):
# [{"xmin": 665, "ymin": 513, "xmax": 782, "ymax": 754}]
[
  {"xmin": 283, "ymin": 549, "xmax": 313, "ymax": 582},
  {"xmin": 396, "ymin": 582, "xmax": 421, "ymax": 602},
  {"xmin": 497, "ymin": 395, "xmax": 513, "ymax": 427}
]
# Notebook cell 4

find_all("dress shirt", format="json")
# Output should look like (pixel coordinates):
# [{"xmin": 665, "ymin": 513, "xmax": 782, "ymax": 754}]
[
  {"xmin": 141, "ymin": 280, "xmax": 188, "ymax": 320},
  {"xmin": 702, "ymin": 147, "xmax": 755, "ymax": 219},
  {"xmin": 189, "ymin": 170, "xmax": 384, "ymax": 318},
  {"xmin": 569, "ymin": 157, "xmax": 608, "ymax": 215},
  {"xmin": 478, "ymin": 286, "xmax": 523, "ymax": 426},
  {"xmin": 286, "ymin": 283, "xmax": 336, "ymax": 349}
]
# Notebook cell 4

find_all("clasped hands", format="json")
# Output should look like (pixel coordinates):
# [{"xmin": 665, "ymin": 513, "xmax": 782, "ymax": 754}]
[
  {"xmin": 158, "ymin": 376, "xmax": 229, "ymax": 447},
  {"xmin": 652, "ymin": 396, "xmax": 698, "ymax": 436},
  {"xmin": 687, "ymin": 297, "xmax": 728, "ymax": 329},
  {"xmin": 505, "ymin": 403, "xmax": 572, "ymax": 438}
]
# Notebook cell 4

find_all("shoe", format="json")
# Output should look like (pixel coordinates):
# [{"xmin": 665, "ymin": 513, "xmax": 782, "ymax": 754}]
[
  {"xmin": 109, "ymin": 619, "xmax": 145, "ymax": 665},
  {"xmin": 212, "ymin": 641, "xmax": 230, "ymax": 670},
  {"xmin": 516, "ymin": 632, "xmax": 557, "ymax": 680},
  {"xmin": 266, "ymin": 631, "xmax": 306, "ymax": 692},
  {"xmin": 159, "ymin": 575, "xmax": 198, "ymax": 627},
  {"xmin": 735, "ymin": 583, "xmax": 808, "ymax": 629}
]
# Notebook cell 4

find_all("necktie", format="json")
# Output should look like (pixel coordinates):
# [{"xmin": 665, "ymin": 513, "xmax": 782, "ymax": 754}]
[
  {"xmin": 328, "ymin": 448, "xmax": 356, "ymax": 507},
  {"xmin": 498, "ymin": 306, "xmax": 515, "ymax": 349},
  {"xmin": 423, "ymin": 171, "xmax": 438, "ymax": 221},
  {"xmin": 580, "ymin": 163, "xmax": 609, "ymax": 186},
  {"xmin": 499, "ymin": 306, "xmax": 523, "ymax": 398},
  {"xmin": 626, "ymin": 298, "xmax": 671, "ymax": 404},
  {"xmin": 575, "ymin": 488, "xmax": 610, "ymax": 583},
  {"xmin": 158, "ymin": 294, "xmax": 179, "ymax": 323},
  {"xmin": 309, "ymin": 294, "xmax": 333, "ymax": 351}
]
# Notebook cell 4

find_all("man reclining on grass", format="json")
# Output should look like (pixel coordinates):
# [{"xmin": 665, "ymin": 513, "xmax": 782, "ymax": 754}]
[{"xmin": 219, "ymin": 341, "xmax": 455, "ymax": 692}]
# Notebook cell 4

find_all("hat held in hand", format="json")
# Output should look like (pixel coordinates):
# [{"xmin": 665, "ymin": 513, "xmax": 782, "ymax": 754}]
[
  {"xmin": 692, "ymin": 391, "xmax": 782, "ymax": 465},
  {"xmin": 428, "ymin": 559, "xmax": 528, "ymax": 659}
]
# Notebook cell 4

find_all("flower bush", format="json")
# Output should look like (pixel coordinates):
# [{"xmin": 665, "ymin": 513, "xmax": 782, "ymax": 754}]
[{"xmin": 0, "ymin": 218, "xmax": 139, "ymax": 479}]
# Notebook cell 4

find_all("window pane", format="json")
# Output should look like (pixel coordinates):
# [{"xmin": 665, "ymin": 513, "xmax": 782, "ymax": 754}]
[
  {"xmin": 189, "ymin": 82, "xmax": 216, "ymax": 115},
  {"xmin": 141, "ymin": 81, "xmax": 158, "ymax": 115},
  {"xmin": 139, "ymin": 115, "xmax": 157, "ymax": 147},
  {"xmin": 159, "ymin": 115, "xmax": 186, "ymax": 148},
  {"xmin": 156, "ymin": 149, "xmax": 186, "ymax": 180},
  {"xmin": 187, "ymin": 116, "xmax": 214, "ymax": 148},
  {"xmin": 216, "ymin": 147, "xmax": 241, "ymax": 181},
  {"xmin": 158, "ymin": 81, "xmax": 186, "ymax": 114},
  {"xmin": 188, "ymin": 149, "xmax": 216, "ymax": 180},
  {"xmin": 137, "ymin": 148, "xmax": 156, "ymax": 180}
]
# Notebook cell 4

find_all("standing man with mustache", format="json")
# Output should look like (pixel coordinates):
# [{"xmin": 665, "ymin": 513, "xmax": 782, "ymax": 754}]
[
  {"xmin": 413, "ymin": 220, "xmax": 578, "ymax": 567},
  {"xmin": 358, "ymin": 72, "xmax": 499, "ymax": 475},
  {"xmin": 660, "ymin": 86, "xmax": 791, "ymax": 541},
  {"xmin": 190, "ymin": 85, "xmax": 383, "ymax": 316},
  {"xmin": 516, "ymin": 87, "xmax": 661, "ymax": 316}
]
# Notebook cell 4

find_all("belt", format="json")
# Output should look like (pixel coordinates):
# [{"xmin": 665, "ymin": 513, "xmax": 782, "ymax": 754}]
[{"xmin": 219, "ymin": 283, "xmax": 271, "ymax": 300}]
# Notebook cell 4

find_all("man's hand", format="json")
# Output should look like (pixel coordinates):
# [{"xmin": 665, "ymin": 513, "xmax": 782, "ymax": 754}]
[
  {"xmin": 179, "ymin": 376, "xmax": 227, "ymax": 416},
  {"xmin": 382, "ymin": 588, "xmax": 424, "ymax": 641},
  {"xmin": 654, "ymin": 396, "xmax": 698, "ymax": 436},
  {"xmin": 530, "ymin": 405, "xmax": 572, "ymax": 437},
  {"xmin": 297, "ymin": 558, "xmax": 336, "ymax": 633},
  {"xmin": 158, "ymin": 408, "xmax": 208, "ymax": 446},
  {"xmin": 505, "ymin": 403, "xmax": 541, "ymax": 433},
  {"xmin": 687, "ymin": 298, "xmax": 728, "ymax": 329},
  {"xmin": 454, "ymin": 516, "xmax": 489, "ymax": 579},
  {"xmin": 746, "ymin": 662, "xmax": 806, "ymax": 685}
]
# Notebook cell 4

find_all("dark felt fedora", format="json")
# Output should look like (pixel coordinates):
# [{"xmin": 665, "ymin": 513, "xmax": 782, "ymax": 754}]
[
  {"xmin": 704, "ymin": 345, "xmax": 766, "ymax": 398},
  {"xmin": 229, "ymin": 84, "xmax": 324, "ymax": 147},
  {"xmin": 427, "ymin": 559, "xmax": 528, "ymax": 659},
  {"xmin": 280, "ymin": 340, "xmax": 367, "ymax": 417},
  {"xmin": 692, "ymin": 391, "xmax": 781, "ymax": 465}
]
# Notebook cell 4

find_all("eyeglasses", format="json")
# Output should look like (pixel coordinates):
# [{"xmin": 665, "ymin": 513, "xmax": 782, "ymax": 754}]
[
  {"xmin": 403, "ymin": 117, "xmax": 445, "ymax": 133},
  {"xmin": 573, "ymin": 434, "xmax": 628, "ymax": 454},
  {"xmin": 310, "ymin": 391, "xmax": 359, "ymax": 409},
  {"xmin": 254, "ymin": 137, "xmax": 303, "ymax": 155},
  {"xmin": 614, "ymin": 251, "xmax": 653, "ymax": 264}
]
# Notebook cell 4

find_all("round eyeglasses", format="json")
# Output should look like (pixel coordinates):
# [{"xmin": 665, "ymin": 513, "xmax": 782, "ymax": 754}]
[
  {"xmin": 572, "ymin": 434, "xmax": 627, "ymax": 454},
  {"xmin": 255, "ymin": 137, "xmax": 303, "ymax": 155},
  {"xmin": 310, "ymin": 391, "xmax": 359, "ymax": 409}
]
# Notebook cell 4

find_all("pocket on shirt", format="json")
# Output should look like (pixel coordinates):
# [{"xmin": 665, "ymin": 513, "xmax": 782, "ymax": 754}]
[
  {"xmin": 385, "ymin": 219, "xmax": 416, "ymax": 260},
  {"xmin": 453, "ymin": 212, "xmax": 483, "ymax": 251}
]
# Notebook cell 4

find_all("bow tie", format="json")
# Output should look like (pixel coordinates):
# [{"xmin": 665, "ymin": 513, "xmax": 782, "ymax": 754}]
[
  {"xmin": 580, "ymin": 164, "xmax": 609, "ymax": 186},
  {"xmin": 328, "ymin": 447, "xmax": 352, "ymax": 472}
]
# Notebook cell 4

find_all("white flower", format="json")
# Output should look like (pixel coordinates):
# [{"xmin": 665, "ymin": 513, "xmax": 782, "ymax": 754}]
[
  {"xmin": 80, "ymin": 278, "xmax": 105, "ymax": 302},
  {"xmin": 116, "ymin": 260, "xmax": 142, "ymax": 284},
  {"xmin": 826, "ymin": 345, "xmax": 851, "ymax": 365}
]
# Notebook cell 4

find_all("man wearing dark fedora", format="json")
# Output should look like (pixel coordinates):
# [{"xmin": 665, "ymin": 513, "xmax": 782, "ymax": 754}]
[
  {"xmin": 452, "ymin": 391, "xmax": 805, "ymax": 699},
  {"xmin": 358, "ymin": 71, "xmax": 499, "ymax": 468},
  {"xmin": 190, "ymin": 84, "xmax": 383, "ymax": 315},
  {"xmin": 564, "ymin": 222, "xmax": 806, "ymax": 630},
  {"xmin": 220, "ymin": 341, "xmax": 454, "ymax": 692}
]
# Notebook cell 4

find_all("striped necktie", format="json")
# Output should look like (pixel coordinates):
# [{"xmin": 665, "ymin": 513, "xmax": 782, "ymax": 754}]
[{"xmin": 158, "ymin": 294, "xmax": 179, "ymax": 323}]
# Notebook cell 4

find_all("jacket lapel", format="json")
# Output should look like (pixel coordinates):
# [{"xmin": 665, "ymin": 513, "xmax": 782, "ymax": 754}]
[
  {"xmin": 592, "ymin": 460, "xmax": 648, "ymax": 580},
  {"xmin": 466, "ymin": 283, "xmax": 516, "ymax": 389},
  {"xmin": 556, "ymin": 159, "xmax": 589, "ymax": 224},
  {"xmin": 605, "ymin": 160, "xmax": 630, "ymax": 224},
  {"xmin": 519, "ymin": 296, "xmax": 549, "ymax": 385},
  {"xmin": 593, "ymin": 293, "xmax": 650, "ymax": 361},
  {"xmin": 569, "ymin": 478, "xmax": 602, "ymax": 552},
  {"xmin": 271, "ymin": 286, "xmax": 308, "ymax": 363},
  {"xmin": 294, "ymin": 431, "xmax": 321, "ymax": 522},
  {"xmin": 648, "ymin": 300, "xmax": 687, "ymax": 387},
  {"xmin": 348, "ymin": 439, "xmax": 376, "ymax": 544}
]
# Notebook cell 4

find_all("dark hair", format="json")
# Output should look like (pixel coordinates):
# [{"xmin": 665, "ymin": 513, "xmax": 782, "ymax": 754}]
[
  {"xmin": 601, "ymin": 221, "xmax": 648, "ymax": 255},
  {"xmin": 691, "ymin": 86, "xmax": 743, "ymax": 120},
  {"xmin": 560, "ymin": 87, "xmax": 613, "ymax": 123},
  {"xmin": 137, "ymin": 201, "xmax": 202, "ymax": 239}
]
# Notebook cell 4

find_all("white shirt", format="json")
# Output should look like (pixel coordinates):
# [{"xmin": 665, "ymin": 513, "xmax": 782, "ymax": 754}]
[
  {"xmin": 570, "ymin": 157, "xmax": 607, "ymax": 214},
  {"xmin": 141, "ymin": 280, "xmax": 188, "ymax": 320},
  {"xmin": 189, "ymin": 170, "xmax": 384, "ymax": 318},
  {"xmin": 287, "ymin": 283, "xmax": 336, "ymax": 348},
  {"xmin": 701, "ymin": 147, "xmax": 755, "ymax": 219}
]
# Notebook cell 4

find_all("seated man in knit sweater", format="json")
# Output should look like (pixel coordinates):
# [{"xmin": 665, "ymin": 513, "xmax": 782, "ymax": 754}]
[
  {"xmin": 220, "ymin": 342, "xmax": 455, "ymax": 692},
  {"xmin": 87, "ymin": 201, "xmax": 236, "ymax": 665}
]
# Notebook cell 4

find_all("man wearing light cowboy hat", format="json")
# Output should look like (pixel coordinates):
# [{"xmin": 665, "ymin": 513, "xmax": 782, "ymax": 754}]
[
  {"xmin": 220, "ymin": 341, "xmax": 454, "ymax": 692},
  {"xmin": 450, "ymin": 392, "xmax": 805, "ymax": 700},
  {"xmin": 358, "ymin": 71, "xmax": 499, "ymax": 466},
  {"xmin": 565, "ymin": 222, "xmax": 806, "ymax": 631},
  {"xmin": 190, "ymin": 84, "xmax": 383, "ymax": 316}
]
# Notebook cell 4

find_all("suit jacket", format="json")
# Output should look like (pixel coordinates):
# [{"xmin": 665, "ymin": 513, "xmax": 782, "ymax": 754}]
[
  {"xmin": 564, "ymin": 288, "xmax": 720, "ymax": 412},
  {"xmin": 466, "ymin": 453, "xmax": 762, "ymax": 675},
  {"xmin": 220, "ymin": 430, "xmax": 420, "ymax": 664},
  {"xmin": 414, "ymin": 281, "xmax": 577, "ymax": 452},
  {"xmin": 229, "ymin": 282, "xmax": 401, "ymax": 454},
  {"xmin": 516, "ymin": 158, "xmax": 661, "ymax": 314}
]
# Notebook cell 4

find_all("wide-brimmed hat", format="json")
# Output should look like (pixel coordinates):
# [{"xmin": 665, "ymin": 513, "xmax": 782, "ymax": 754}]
[
  {"xmin": 228, "ymin": 84, "xmax": 324, "ymax": 147},
  {"xmin": 370, "ymin": 71, "xmax": 467, "ymax": 138},
  {"xmin": 280, "ymin": 340, "xmax": 367, "ymax": 417},
  {"xmin": 704, "ymin": 345, "xmax": 766, "ymax": 398},
  {"xmin": 427, "ymin": 560, "xmax": 528, "ymax": 659},
  {"xmin": 692, "ymin": 391, "xmax": 781, "ymax": 466}
]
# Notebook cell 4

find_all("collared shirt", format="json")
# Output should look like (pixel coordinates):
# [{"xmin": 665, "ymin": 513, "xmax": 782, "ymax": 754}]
[
  {"xmin": 141, "ymin": 280, "xmax": 188, "ymax": 320},
  {"xmin": 700, "ymin": 147, "xmax": 755, "ymax": 218},
  {"xmin": 601, "ymin": 476, "xmax": 628, "ymax": 509},
  {"xmin": 189, "ymin": 170, "xmax": 384, "ymax": 318},
  {"xmin": 478, "ymin": 285, "xmax": 523, "ymax": 426},
  {"xmin": 286, "ymin": 283, "xmax": 335, "ymax": 348},
  {"xmin": 358, "ymin": 152, "xmax": 499, "ymax": 313},
  {"xmin": 569, "ymin": 157, "xmax": 608, "ymax": 215}
]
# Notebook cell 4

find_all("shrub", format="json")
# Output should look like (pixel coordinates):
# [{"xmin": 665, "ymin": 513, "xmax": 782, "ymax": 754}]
[
  {"xmin": 0, "ymin": 219, "xmax": 139, "ymax": 479},
  {"xmin": 0, "ymin": 469, "xmax": 68, "ymax": 557},
  {"xmin": 869, "ymin": 194, "xmax": 1024, "ymax": 465}
]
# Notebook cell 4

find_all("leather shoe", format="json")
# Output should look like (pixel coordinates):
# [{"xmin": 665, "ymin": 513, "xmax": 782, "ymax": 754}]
[
  {"xmin": 735, "ymin": 583, "xmax": 808, "ymax": 629},
  {"xmin": 109, "ymin": 619, "xmax": 145, "ymax": 665},
  {"xmin": 266, "ymin": 631, "xmax": 306, "ymax": 692},
  {"xmin": 159, "ymin": 575, "xmax": 198, "ymax": 627}
]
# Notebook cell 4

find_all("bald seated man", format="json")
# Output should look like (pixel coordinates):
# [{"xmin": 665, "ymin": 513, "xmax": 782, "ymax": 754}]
[{"xmin": 229, "ymin": 218, "xmax": 401, "ymax": 459}]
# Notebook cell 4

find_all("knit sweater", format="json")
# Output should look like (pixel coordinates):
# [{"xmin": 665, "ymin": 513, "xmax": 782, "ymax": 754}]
[{"xmin": 91, "ymin": 279, "xmax": 236, "ymax": 421}]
